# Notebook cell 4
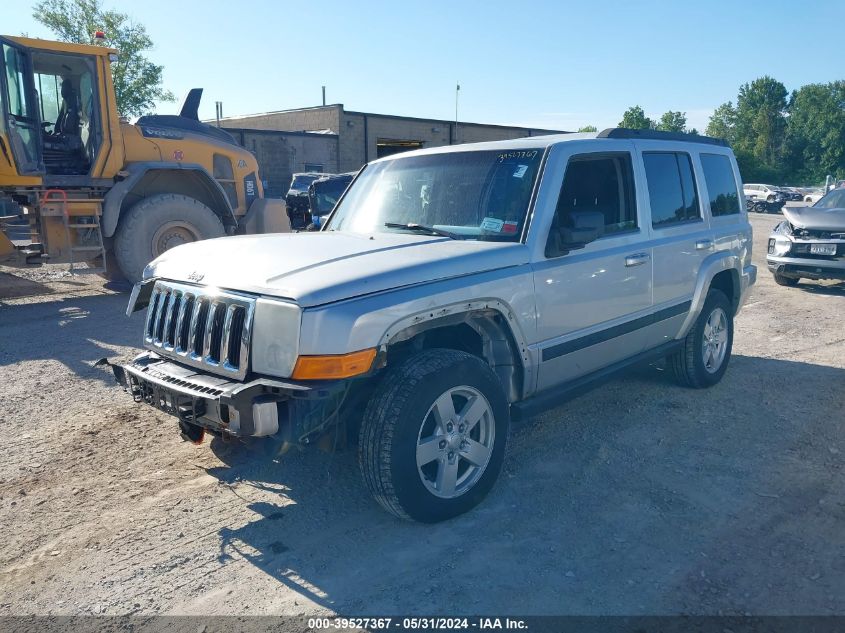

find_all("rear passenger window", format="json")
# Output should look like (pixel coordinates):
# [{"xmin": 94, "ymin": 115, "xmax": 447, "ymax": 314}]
[
  {"xmin": 643, "ymin": 152, "xmax": 700, "ymax": 227},
  {"xmin": 700, "ymin": 153, "xmax": 741, "ymax": 216},
  {"xmin": 546, "ymin": 152, "xmax": 637, "ymax": 257}
]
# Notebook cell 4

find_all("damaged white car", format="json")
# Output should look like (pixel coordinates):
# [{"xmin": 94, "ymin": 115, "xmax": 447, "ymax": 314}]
[{"xmin": 767, "ymin": 188, "xmax": 845, "ymax": 286}]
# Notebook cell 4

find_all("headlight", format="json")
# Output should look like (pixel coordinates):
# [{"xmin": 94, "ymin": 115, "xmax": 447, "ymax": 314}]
[
  {"xmin": 769, "ymin": 236, "xmax": 792, "ymax": 256},
  {"xmin": 251, "ymin": 298, "xmax": 301, "ymax": 377}
]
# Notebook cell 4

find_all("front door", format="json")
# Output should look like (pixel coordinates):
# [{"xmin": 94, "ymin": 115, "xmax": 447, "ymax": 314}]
[
  {"xmin": 532, "ymin": 148, "xmax": 653, "ymax": 392},
  {"xmin": 0, "ymin": 38, "xmax": 43, "ymax": 176}
]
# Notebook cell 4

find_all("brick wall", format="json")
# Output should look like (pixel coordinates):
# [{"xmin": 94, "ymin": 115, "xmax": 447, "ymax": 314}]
[{"xmin": 228, "ymin": 129, "xmax": 339, "ymax": 198}]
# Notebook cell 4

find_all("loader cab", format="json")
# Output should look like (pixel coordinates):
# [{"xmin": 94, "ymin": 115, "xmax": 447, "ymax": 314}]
[{"xmin": 1, "ymin": 36, "xmax": 104, "ymax": 178}]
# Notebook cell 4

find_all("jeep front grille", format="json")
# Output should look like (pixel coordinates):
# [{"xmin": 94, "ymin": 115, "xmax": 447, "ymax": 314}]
[{"xmin": 144, "ymin": 281, "xmax": 255, "ymax": 380}]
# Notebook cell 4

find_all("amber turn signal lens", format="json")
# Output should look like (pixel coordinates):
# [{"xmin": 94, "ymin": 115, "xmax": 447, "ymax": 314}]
[{"xmin": 291, "ymin": 348, "xmax": 377, "ymax": 380}]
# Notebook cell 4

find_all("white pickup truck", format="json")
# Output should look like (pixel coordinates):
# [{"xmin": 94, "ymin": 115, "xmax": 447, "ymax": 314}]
[{"xmin": 113, "ymin": 128, "xmax": 756, "ymax": 522}]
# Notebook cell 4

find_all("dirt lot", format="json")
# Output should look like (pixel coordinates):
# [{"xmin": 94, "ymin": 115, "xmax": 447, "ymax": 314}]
[{"xmin": 0, "ymin": 212, "xmax": 843, "ymax": 617}]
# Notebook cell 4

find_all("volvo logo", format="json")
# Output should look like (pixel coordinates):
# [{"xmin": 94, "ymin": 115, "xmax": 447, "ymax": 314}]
[{"xmin": 187, "ymin": 271, "xmax": 205, "ymax": 282}]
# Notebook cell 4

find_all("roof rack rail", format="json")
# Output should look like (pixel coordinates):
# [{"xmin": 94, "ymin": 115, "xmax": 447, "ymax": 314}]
[{"xmin": 597, "ymin": 127, "xmax": 729, "ymax": 147}]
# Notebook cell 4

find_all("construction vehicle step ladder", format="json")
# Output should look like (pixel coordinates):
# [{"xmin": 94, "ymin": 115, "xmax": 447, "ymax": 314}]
[{"xmin": 41, "ymin": 189, "xmax": 107, "ymax": 275}]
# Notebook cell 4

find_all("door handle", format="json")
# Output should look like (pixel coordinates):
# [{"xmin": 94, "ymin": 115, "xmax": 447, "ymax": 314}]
[
  {"xmin": 695, "ymin": 239, "xmax": 714, "ymax": 251},
  {"xmin": 624, "ymin": 253, "xmax": 650, "ymax": 267}
]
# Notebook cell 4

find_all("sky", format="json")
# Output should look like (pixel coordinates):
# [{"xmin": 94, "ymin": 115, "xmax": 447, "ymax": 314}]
[{"xmin": 7, "ymin": 0, "xmax": 845, "ymax": 132}]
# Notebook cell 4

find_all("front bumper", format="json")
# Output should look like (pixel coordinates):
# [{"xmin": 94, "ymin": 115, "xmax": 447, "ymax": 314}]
[
  {"xmin": 767, "ymin": 255, "xmax": 845, "ymax": 281},
  {"xmin": 112, "ymin": 352, "xmax": 348, "ymax": 441}
]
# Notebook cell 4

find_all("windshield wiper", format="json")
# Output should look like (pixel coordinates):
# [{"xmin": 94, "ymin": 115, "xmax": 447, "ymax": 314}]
[{"xmin": 384, "ymin": 222, "xmax": 459, "ymax": 239}]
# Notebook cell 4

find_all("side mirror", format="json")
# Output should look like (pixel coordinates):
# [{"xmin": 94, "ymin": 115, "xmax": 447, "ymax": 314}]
[{"xmin": 561, "ymin": 211, "xmax": 605, "ymax": 247}]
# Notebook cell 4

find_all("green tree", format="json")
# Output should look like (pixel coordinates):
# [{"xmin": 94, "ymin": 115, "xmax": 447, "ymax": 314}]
[
  {"xmin": 619, "ymin": 105, "xmax": 654, "ymax": 130},
  {"xmin": 656, "ymin": 111, "xmax": 686, "ymax": 133},
  {"xmin": 785, "ymin": 81, "xmax": 845, "ymax": 183},
  {"xmin": 32, "ymin": 0, "xmax": 174, "ymax": 117},
  {"xmin": 734, "ymin": 76, "xmax": 788, "ymax": 170},
  {"xmin": 577, "ymin": 125, "xmax": 597, "ymax": 132},
  {"xmin": 706, "ymin": 102, "xmax": 737, "ymax": 141}
]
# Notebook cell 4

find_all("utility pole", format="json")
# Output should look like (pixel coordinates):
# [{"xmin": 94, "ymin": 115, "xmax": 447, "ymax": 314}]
[
  {"xmin": 455, "ymin": 82, "xmax": 460, "ymax": 144},
  {"xmin": 215, "ymin": 101, "xmax": 222, "ymax": 127},
  {"xmin": 322, "ymin": 86, "xmax": 326, "ymax": 106}
]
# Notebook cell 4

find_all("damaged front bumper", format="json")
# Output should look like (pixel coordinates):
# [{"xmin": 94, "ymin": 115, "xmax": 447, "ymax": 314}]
[
  {"xmin": 111, "ymin": 352, "xmax": 348, "ymax": 442},
  {"xmin": 767, "ymin": 254, "xmax": 845, "ymax": 281}
]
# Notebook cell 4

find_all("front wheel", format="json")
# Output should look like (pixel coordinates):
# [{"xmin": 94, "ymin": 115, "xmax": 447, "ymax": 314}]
[
  {"xmin": 670, "ymin": 289, "xmax": 734, "ymax": 388},
  {"xmin": 114, "ymin": 194, "xmax": 225, "ymax": 282},
  {"xmin": 359, "ymin": 349, "xmax": 509, "ymax": 522}
]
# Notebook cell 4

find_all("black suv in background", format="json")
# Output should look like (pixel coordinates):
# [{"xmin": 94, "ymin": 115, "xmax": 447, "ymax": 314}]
[
  {"xmin": 307, "ymin": 172, "xmax": 355, "ymax": 229},
  {"xmin": 285, "ymin": 172, "xmax": 329, "ymax": 228}
]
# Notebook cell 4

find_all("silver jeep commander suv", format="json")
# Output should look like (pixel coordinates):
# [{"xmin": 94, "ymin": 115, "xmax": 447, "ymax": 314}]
[{"xmin": 113, "ymin": 128, "xmax": 756, "ymax": 522}]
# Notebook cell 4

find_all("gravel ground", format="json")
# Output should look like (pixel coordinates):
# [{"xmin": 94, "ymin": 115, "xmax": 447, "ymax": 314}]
[{"xmin": 0, "ymin": 211, "xmax": 843, "ymax": 617}]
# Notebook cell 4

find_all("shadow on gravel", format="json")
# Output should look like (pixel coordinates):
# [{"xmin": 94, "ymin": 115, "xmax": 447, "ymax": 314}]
[
  {"xmin": 794, "ymin": 281, "xmax": 845, "ymax": 296},
  {"xmin": 200, "ymin": 355, "xmax": 845, "ymax": 615},
  {"xmin": 0, "ymin": 292, "xmax": 141, "ymax": 384},
  {"xmin": 0, "ymin": 271, "xmax": 53, "ymax": 299}
]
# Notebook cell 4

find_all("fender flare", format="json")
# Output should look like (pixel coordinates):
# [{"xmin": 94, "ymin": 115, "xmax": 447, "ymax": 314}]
[
  {"xmin": 677, "ymin": 252, "xmax": 741, "ymax": 338},
  {"xmin": 378, "ymin": 298, "xmax": 534, "ymax": 402},
  {"xmin": 101, "ymin": 162, "xmax": 236, "ymax": 237}
]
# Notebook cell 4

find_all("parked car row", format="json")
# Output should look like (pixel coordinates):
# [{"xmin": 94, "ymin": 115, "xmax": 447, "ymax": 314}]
[
  {"xmin": 743, "ymin": 183, "xmax": 827, "ymax": 205},
  {"xmin": 285, "ymin": 171, "xmax": 356, "ymax": 230}
]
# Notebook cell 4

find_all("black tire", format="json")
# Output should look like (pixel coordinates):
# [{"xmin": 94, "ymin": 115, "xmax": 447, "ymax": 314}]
[
  {"xmin": 358, "ymin": 349, "xmax": 509, "ymax": 522},
  {"xmin": 670, "ymin": 289, "xmax": 734, "ymax": 388},
  {"xmin": 114, "ymin": 194, "xmax": 225, "ymax": 282},
  {"xmin": 773, "ymin": 272, "xmax": 800, "ymax": 287}
]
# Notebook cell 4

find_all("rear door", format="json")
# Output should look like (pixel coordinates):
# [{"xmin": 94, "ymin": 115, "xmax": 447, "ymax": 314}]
[
  {"xmin": 635, "ymin": 145, "xmax": 712, "ymax": 347},
  {"xmin": 0, "ymin": 38, "xmax": 43, "ymax": 176}
]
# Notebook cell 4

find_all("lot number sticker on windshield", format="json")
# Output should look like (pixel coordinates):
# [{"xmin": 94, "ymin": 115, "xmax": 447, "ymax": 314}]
[{"xmin": 481, "ymin": 217, "xmax": 505, "ymax": 232}]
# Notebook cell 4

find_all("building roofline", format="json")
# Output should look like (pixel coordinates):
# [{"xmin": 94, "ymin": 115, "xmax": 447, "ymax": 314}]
[
  {"xmin": 212, "ymin": 103, "xmax": 567, "ymax": 134},
  {"xmin": 222, "ymin": 127, "xmax": 339, "ymax": 139}
]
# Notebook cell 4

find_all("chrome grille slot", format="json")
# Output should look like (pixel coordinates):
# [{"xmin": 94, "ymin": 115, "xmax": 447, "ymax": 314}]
[
  {"xmin": 192, "ymin": 300, "xmax": 210, "ymax": 357},
  {"xmin": 176, "ymin": 295, "xmax": 195, "ymax": 352},
  {"xmin": 144, "ymin": 281, "xmax": 256, "ymax": 380},
  {"xmin": 207, "ymin": 302, "xmax": 227, "ymax": 364},
  {"xmin": 226, "ymin": 306, "xmax": 246, "ymax": 369}
]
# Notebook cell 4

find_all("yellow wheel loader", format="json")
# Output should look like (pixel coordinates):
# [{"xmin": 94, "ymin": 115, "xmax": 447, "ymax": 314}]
[{"xmin": 0, "ymin": 35, "xmax": 289, "ymax": 281}]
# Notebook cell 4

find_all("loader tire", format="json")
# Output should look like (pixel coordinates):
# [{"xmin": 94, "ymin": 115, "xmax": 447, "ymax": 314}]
[{"xmin": 114, "ymin": 194, "xmax": 225, "ymax": 282}]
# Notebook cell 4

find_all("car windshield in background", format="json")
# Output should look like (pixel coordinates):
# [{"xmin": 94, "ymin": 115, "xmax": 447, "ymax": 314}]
[
  {"xmin": 326, "ymin": 149, "xmax": 545, "ymax": 240},
  {"xmin": 291, "ymin": 175, "xmax": 320, "ymax": 192},
  {"xmin": 311, "ymin": 180, "xmax": 351, "ymax": 215},
  {"xmin": 814, "ymin": 189, "xmax": 845, "ymax": 209}
]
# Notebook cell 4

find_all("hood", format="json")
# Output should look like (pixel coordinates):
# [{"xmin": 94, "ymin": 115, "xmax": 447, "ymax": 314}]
[
  {"xmin": 145, "ymin": 232, "xmax": 528, "ymax": 307},
  {"xmin": 782, "ymin": 205, "xmax": 845, "ymax": 231}
]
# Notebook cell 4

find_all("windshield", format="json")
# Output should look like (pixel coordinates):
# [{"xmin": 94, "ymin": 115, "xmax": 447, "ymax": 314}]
[
  {"xmin": 290, "ymin": 174, "xmax": 321, "ymax": 192},
  {"xmin": 310, "ymin": 178, "xmax": 352, "ymax": 215},
  {"xmin": 814, "ymin": 189, "xmax": 845, "ymax": 209},
  {"xmin": 325, "ymin": 149, "xmax": 544, "ymax": 240}
]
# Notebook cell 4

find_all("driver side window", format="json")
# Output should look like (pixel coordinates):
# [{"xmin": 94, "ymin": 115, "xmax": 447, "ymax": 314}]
[{"xmin": 545, "ymin": 152, "xmax": 638, "ymax": 258}]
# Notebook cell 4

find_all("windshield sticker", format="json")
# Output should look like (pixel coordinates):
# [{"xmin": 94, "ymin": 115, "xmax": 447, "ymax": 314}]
[
  {"xmin": 497, "ymin": 150, "xmax": 539, "ymax": 163},
  {"xmin": 480, "ymin": 217, "xmax": 505, "ymax": 232},
  {"xmin": 503, "ymin": 221, "xmax": 519, "ymax": 234},
  {"xmin": 513, "ymin": 165, "xmax": 528, "ymax": 178}
]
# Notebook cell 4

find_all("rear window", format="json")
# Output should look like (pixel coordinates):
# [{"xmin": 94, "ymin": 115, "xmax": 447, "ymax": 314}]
[
  {"xmin": 700, "ymin": 154, "xmax": 741, "ymax": 217},
  {"xmin": 643, "ymin": 152, "xmax": 700, "ymax": 227}
]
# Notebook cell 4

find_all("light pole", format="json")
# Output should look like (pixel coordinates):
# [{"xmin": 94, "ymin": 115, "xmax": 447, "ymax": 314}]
[{"xmin": 455, "ymin": 83, "xmax": 460, "ymax": 144}]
